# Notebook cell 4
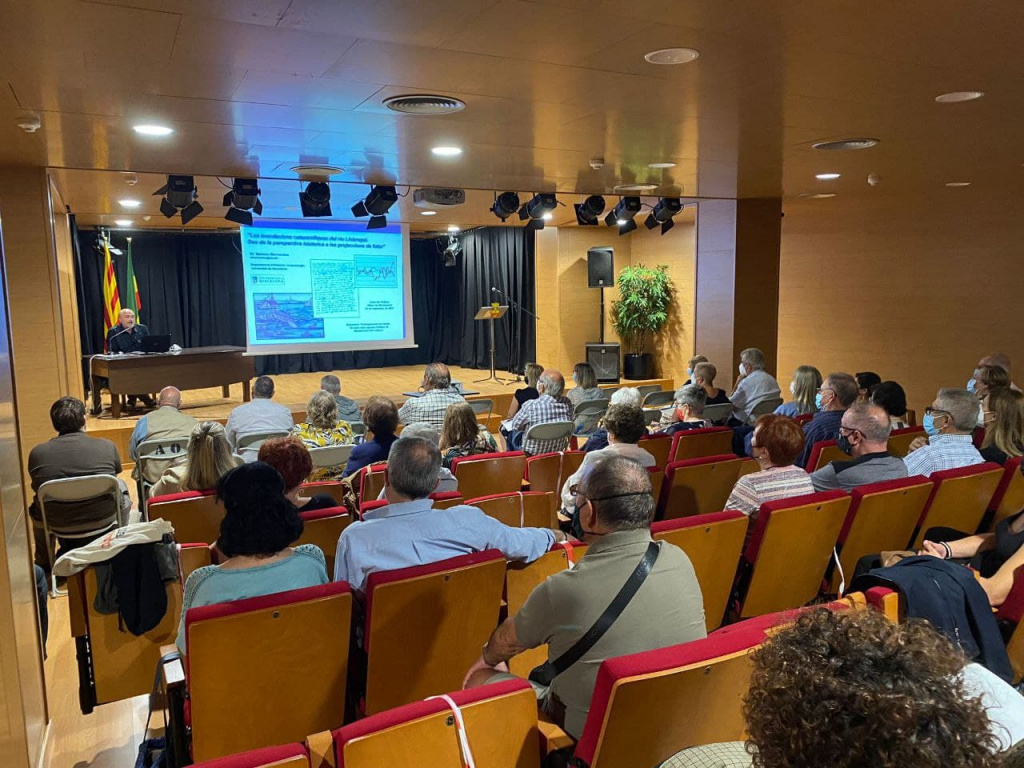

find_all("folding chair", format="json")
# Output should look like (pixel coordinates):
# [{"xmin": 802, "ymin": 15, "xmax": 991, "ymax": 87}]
[
  {"xmin": 295, "ymin": 507, "xmax": 353, "ymax": 579},
  {"xmin": 180, "ymin": 582, "xmax": 353, "ymax": 761},
  {"xmin": 348, "ymin": 421, "xmax": 367, "ymax": 438},
  {"xmin": 451, "ymin": 451, "xmax": 527, "ymax": 500},
  {"xmin": 523, "ymin": 421, "xmax": 574, "ymax": 455},
  {"xmin": 362, "ymin": 550, "xmax": 506, "ymax": 715},
  {"xmin": 191, "ymin": 744, "xmax": 310, "ymax": 768},
  {"xmin": 636, "ymin": 385, "xmax": 662, "ymax": 399},
  {"xmin": 300, "ymin": 480, "xmax": 346, "ymax": 507},
  {"xmin": 888, "ymin": 426, "xmax": 925, "ymax": 458},
  {"xmin": 669, "ymin": 427, "xmax": 734, "ymax": 463},
  {"xmin": 657, "ymin": 454, "xmax": 745, "ymax": 520},
  {"xmin": 38, "ymin": 474, "xmax": 123, "ymax": 596},
  {"xmin": 333, "ymin": 679, "xmax": 540, "ymax": 768},
  {"xmin": 806, "ymin": 439, "xmax": 849, "ymax": 472},
  {"xmin": 148, "ymin": 490, "xmax": 225, "ymax": 545},
  {"xmin": 912, "ymin": 462, "xmax": 1004, "ymax": 548},
  {"xmin": 465, "ymin": 491, "xmax": 556, "ymax": 528},
  {"xmin": 468, "ymin": 398, "xmax": 494, "ymax": 427},
  {"xmin": 642, "ymin": 391, "xmax": 675, "ymax": 409},
  {"xmin": 986, "ymin": 457, "xmax": 1024, "ymax": 531},
  {"xmin": 136, "ymin": 436, "xmax": 189, "ymax": 502},
  {"xmin": 739, "ymin": 491, "xmax": 851, "ymax": 618},
  {"xmin": 524, "ymin": 452, "xmax": 585, "ymax": 517},
  {"xmin": 701, "ymin": 403, "xmax": 734, "ymax": 426},
  {"xmin": 573, "ymin": 400, "xmax": 609, "ymax": 436},
  {"xmin": 652, "ymin": 511, "xmax": 749, "ymax": 631},
  {"xmin": 309, "ymin": 444, "xmax": 355, "ymax": 469},
  {"xmin": 236, "ymin": 430, "xmax": 291, "ymax": 456},
  {"xmin": 749, "ymin": 397, "xmax": 784, "ymax": 421},
  {"xmin": 638, "ymin": 433, "xmax": 671, "ymax": 468}
]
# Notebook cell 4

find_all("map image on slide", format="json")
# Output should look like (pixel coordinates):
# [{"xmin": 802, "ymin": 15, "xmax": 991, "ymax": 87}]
[
  {"xmin": 354, "ymin": 256, "xmax": 399, "ymax": 288},
  {"xmin": 253, "ymin": 293, "xmax": 325, "ymax": 340}
]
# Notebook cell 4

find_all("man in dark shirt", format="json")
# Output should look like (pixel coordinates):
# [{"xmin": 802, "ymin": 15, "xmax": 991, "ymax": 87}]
[
  {"xmin": 106, "ymin": 308, "xmax": 155, "ymax": 408},
  {"xmin": 798, "ymin": 372, "xmax": 859, "ymax": 467}
]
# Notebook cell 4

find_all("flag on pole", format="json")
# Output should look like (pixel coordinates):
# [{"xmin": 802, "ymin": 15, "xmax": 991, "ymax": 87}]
[
  {"xmin": 124, "ymin": 237, "xmax": 141, "ymax": 323},
  {"xmin": 102, "ymin": 237, "xmax": 121, "ymax": 350}
]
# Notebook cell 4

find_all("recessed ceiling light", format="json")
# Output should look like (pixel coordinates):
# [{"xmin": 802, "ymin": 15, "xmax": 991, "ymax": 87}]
[
  {"xmin": 935, "ymin": 91, "xmax": 984, "ymax": 103},
  {"xmin": 291, "ymin": 164, "xmax": 344, "ymax": 177},
  {"xmin": 815, "ymin": 173, "xmax": 841, "ymax": 180},
  {"xmin": 384, "ymin": 94, "xmax": 466, "ymax": 115},
  {"xmin": 812, "ymin": 138, "xmax": 879, "ymax": 151},
  {"xmin": 119, "ymin": 199, "xmax": 141, "ymax": 208},
  {"xmin": 644, "ymin": 48, "xmax": 699, "ymax": 65},
  {"xmin": 542, "ymin": 212, "xmax": 553, "ymax": 221},
  {"xmin": 798, "ymin": 193, "xmax": 837, "ymax": 199},
  {"xmin": 614, "ymin": 183, "xmax": 659, "ymax": 193},
  {"xmin": 648, "ymin": 162, "xmax": 676, "ymax": 169},
  {"xmin": 114, "ymin": 219, "xmax": 133, "ymax": 226},
  {"xmin": 945, "ymin": 181, "xmax": 971, "ymax": 187},
  {"xmin": 132, "ymin": 124, "xmax": 173, "ymax": 136},
  {"xmin": 447, "ymin": 225, "xmax": 460, "ymax": 232},
  {"xmin": 420, "ymin": 210, "xmax": 437, "ymax": 216},
  {"xmin": 431, "ymin": 146, "xmax": 462, "ymax": 157}
]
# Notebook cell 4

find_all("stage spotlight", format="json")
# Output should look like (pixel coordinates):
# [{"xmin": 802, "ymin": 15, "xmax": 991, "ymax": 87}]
[
  {"xmin": 518, "ymin": 193, "xmax": 557, "ymax": 231},
  {"xmin": 443, "ymin": 235, "xmax": 461, "ymax": 267},
  {"xmin": 299, "ymin": 181, "xmax": 332, "ymax": 217},
  {"xmin": 618, "ymin": 218, "xmax": 638, "ymax": 236},
  {"xmin": 154, "ymin": 175, "xmax": 204, "ymax": 225},
  {"xmin": 574, "ymin": 195, "xmax": 605, "ymax": 226},
  {"xmin": 644, "ymin": 197, "xmax": 682, "ymax": 235},
  {"xmin": 491, "ymin": 191, "xmax": 520, "ymax": 221},
  {"xmin": 223, "ymin": 178, "xmax": 263, "ymax": 226},
  {"xmin": 352, "ymin": 185, "xmax": 398, "ymax": 229},
  {"xmin": 603, "ymin": 197, "xmax": 641, "ymax": 232}
]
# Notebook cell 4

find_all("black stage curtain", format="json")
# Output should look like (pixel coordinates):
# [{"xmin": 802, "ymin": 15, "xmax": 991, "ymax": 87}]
[{"xmin": 74, "ymin": 226, "xmax": 535, "ymax": 383}]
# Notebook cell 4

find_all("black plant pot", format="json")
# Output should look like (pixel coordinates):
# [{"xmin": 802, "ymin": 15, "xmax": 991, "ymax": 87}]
[{"xmin": 624, "ymin": 353, "xmax": 655, "ymax": 380}]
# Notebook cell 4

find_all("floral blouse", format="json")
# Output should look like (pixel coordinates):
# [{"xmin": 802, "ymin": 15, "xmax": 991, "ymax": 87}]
[
  {"xmin": 291, "ymin": 420, "xmax": 355, "ymax": 481},
  {"xmin": 441, "ymin": 429, "xmax": 498, "ymax": 469}
]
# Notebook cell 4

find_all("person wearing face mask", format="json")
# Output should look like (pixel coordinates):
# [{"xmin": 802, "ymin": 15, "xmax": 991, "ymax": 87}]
[
  {"xmin": 903, "ymin": 388, "xmax": 985, "ymax": 477},
  {"xmin": 774, "ymin": 365, "xmax": 822, "ymax": 417},
  {"xmin": 683, "ymin": 354, "xmax": 708, "ymax": 385},
  {"xmin": 692, "ymin": 362, "xmax": 731, "ymax": 406},
  {"xmin": 654, "ymin": 384, "xmax": 711, "ymax": 436},
  {"xmin": 796, "ymin": 372, "xmax": 859, "ymax": 468},
  {"xmin": 463, "ymin": 454, "xmax": 705, "ymax": 740},
  {"xmin": 809, "ymin": 403, "xmax": 907, "ymax": 491},
  {"xmin": 979, "ymin": 389, "xmax": 1024, "ymax": 466},
  {"xmin": 728, "ymin": 348, "xmax": 782, "ymax": 425},
  {"xmin": 967, "ymin": 353, "xmax": 1020, "ymax": 394}
]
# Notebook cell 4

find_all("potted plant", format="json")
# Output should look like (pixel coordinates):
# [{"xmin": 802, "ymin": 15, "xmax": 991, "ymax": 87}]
[{"xmin": 610, "ymin": 264, "xmax": 675, "ymax": 380}]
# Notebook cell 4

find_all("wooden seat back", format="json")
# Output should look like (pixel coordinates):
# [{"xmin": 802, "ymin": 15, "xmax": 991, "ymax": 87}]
[
  {"xmin": 657, "ymin": 455, "xmax": 744, "ymax": 520},
  {"xmin": 741, "ymin": 491, "xmax": 851, "ymax": 618},
  {"xmin": 295, "ymin": 508, "xmax": 353, "ymax": 579},
  {"xmin": 363, "ymin": 550, "xmax": 507, "ymax": 715},
  {"xmin": 465, "ymin": 491, "xmax": 556, "ymax": 528},
  {"xmin": 651, "ymin": 512, "xmax": 749, "ymax": 632},
  {"xmin": 451, "ymin": 451, "xmax": 527, "ymax": 501},
  {"xmin": 148, "ymin": 490, "xmax": 224, "ymax": 545},
  {"xmin": 806, "ymin": 439, "xmax": 848, "ymax": 472},
  {"xmin": 888, "ymin": 426, "xmax": 925, "ymax": 458},
  {"xmin": 647, "ymin": 466, "xmax": 664, "ymax": 505},
  {"xmin": 334, "ymin": 679, "xmax": 540, "ymax": 768},
  {"xmin": 300, "ymin": 481, "xmax": 346, "ymax": 507},
  {"xmin": 179, "ymin": 543, "xmax": 214, "ymax": 585},
  {"xmin": 190, "ymin": 744, "xmax": 310, "ymax": 767},
  {"xmin": 669, "ymin": 428, "xmax": 734, "ymax": 463},
  {"xmin": 995, "ymin": 565, "xmax": 1024, "ymax": 683},
  {"xmin": 987, "ymin": 457, "xmax": 1024, "ymax": 531},
  {"xmin": 524, "ymin": 452, "xmax": 585, "ymax": 516},
  {"xmin": 186, "ymin": 582, "xmax": 353, "ymax": 762},
  {"xmin": 358, "ymin": 463, "xmax": 388, "ymax": 503},
  {"xmin": 638, "ymin": 433, "xmax": 672, "ymax": 468},
  {"xmin": 912, "ymin": 462, "xmax": 1004, "ymax": 548}
]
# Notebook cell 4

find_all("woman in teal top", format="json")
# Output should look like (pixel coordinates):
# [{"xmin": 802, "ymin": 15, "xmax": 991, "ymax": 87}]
[{"xmin": 176, "ymin": 462, "xmax": 329, "ymax": 654}]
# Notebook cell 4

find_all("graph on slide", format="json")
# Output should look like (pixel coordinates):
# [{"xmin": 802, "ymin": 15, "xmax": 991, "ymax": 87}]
[{"xmin": 354, "ymin": 257, "xmax": 399, "ymax": 288}]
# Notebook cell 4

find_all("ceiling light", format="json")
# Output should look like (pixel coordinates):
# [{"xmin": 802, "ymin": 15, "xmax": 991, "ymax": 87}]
[
  {"xmin": 119, "ymin": 199, "xmax": 141, "ymax": 209},
  {"xmin": 799, "ymin": 193, "xmax": 837, "ymax": 199},
  {"xmin": 644, "ymin": 48, "xmax": 699, "ymax": 65},
  {"xmin": 223, "ymin": 178, "xmax": 263, "ymax": 226},
  {"xmin": 644, "ymin": 197, "xmax": 682, "ymax": 235},
  {"xmin": 935, "ymin": 91, "xmax": 984, "ymax": 103},
  {"xmin": 351, "ymin": 185, "xmax": 398, "ymax": 229},
  {"xmin": 420, "ymin": 210, "xmax": 437, "ymax": 216},
  {"xmin": 613, "ymin": 183, "xmax": 659, "ymax": 193},
  {"xmin": 542, "ymin": 212, "xmax": 553, "ymax": 221},
  {"xmin": 154, "ymin": 175, "xmax": 203, "ymax": 225},
  {"xmin": 447, "ymin": 225, "xmax": 460, "ymax": 232},
  {"xmin": 299, "ymin": 181, "xmax": 332, "ymax": 217},
  {"xmin": 816, "ymin": 173, "xmax": 841, "ymax": 180},
  {"xmin": 604, "ymin": 197, "xmax": 642, "ymax": 234},
  {"xmin": 133, "ymin": 124, "xmax": 173, "ymax": 137},
  {"xmin": 648, "ymin": 162, "xmax": 676, "ymax": 169},
  {"xmin": 518, "ymin": 193, "xmax": 557, "ymax": 232},
  {"xmin": 383, "ymin": 94, "xmax": 466, "ymax": 115},
  {"xmin": 431, "ymin": 146, "xmax": 462, "ymax": 157},
  {"xmin": 114, "ymin": 219, "xmax": 132, "ymax": 227},
  {"xmin": 491, "ymin": 192, "xmax": 521, "ymax": 222},
  {"xmin": 945, "ymin": 181, "xmax": 971, "ymax": 187},
  {"xmin": 574, "ymin": 195, "xmax": 606, "ymax": 226},
  {"xmin": 291, "ymin": 164, "xmax": 343, "ymax": 177},
  {"xmin": 812, "ymin": 138, "xmax": 879, "ymax": 151}
]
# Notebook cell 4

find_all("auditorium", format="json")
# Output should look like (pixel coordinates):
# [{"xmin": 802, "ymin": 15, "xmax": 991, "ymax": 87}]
[{"xmin": 3, "ymin": 3, "xmax": 1024, "ymax": 767}]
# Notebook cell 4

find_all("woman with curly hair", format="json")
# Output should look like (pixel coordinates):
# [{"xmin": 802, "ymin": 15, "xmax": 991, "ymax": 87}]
[
  {"xmin": 291, "ymin": 390, "xmax": 355, "ymax": 480},
  {"xmin": 174, "ymin": 463, "xmax": 328, "ymax": 655},
  {"xmin": 439, "ymin": 401, "xmax": 497, "ymax": 468}
]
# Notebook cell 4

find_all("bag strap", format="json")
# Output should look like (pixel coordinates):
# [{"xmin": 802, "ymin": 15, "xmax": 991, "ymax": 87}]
[
  {"xmin": 537, "ymin": 541, "xmax": 659, "ymax": 682},
  {"xmin": 144, "ymin": 649, "xmax": 181, "ymax": 740}
]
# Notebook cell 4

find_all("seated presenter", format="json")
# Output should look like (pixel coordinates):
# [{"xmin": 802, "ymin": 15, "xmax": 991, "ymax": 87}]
[{"xmin": 106, "ymin": 308, "xmax": 155, "ymax": 409}]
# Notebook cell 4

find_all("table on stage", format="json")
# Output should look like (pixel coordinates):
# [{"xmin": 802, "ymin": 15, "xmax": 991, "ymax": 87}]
[{"xmin": 88, "ymin": 345, "xmax": 255, "ymax": 418}]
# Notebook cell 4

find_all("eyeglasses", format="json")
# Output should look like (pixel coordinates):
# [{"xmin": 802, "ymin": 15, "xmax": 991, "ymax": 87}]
[
  {"xmin": 838, "ymin": 426, "xmax": 862, "ymax": 437},
  {"xmin": 924, "ymin": 407, "xmax": 951, "ymax": 417},
  {"xmin": 816, "ymin": 387, "xmax": 835, "ymax": 394}
]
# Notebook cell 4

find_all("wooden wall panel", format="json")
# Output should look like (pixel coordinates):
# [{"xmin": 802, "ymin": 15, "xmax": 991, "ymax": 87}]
[
  {"xmin": 694, "ymin": 200, "xmax": 739, "ymax": 391},
  {"xmin": 48, "ymin": 180, "xmax": 83, "ymax": 400}
]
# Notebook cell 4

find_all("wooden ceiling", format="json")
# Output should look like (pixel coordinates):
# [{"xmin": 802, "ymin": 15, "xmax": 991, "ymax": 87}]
[{"xmin": 3, "ymin": 1, "xmax": 1022, "ymax": 229}]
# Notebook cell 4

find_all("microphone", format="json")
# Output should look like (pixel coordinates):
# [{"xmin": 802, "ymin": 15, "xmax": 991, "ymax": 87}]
[{"xmin": 108, "ymin": 326, "xmax": 132, "ymax": 340}]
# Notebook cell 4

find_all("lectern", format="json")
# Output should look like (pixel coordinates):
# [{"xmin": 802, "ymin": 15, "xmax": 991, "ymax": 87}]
[{"xmin": 473, "ymin": 305, "xmax": 512, "ymax": 384}]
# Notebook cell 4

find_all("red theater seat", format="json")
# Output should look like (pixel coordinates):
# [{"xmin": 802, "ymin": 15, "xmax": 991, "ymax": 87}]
[
  {"xmin": 451, "ymin": 451, "xmax": 527, "ymax": 500},
  {"xmin": 524, "ymin": 451, "xmax": 585, "ymax": 516},
  {"xmin": 806, "ymin": 439, "xmax": 848, "ymax": 472},
  {"xmin": 148, "ymin": 490, "xmax": 224, "ymax": 545},
  {"xmin": 465, "ymin": 491, "xmax": 556, "ymax": 528},
  {"xmin": 191, "ymin": 743, "xmax": 310, "ymax": 768},
  {"xmin": 657, "ymin": 454, "xmax": 745, "ymax": 520},
  {"xmin": 987, "ymin": 457, "xmax": 1024, "ymax": 532},
  {"xmin": 912, "ymin": 462, "xmax": 1004, "ymax": 548},
  {"xmin": 669, "ymin": 427, "xmax": 734, "ymax": 463}
]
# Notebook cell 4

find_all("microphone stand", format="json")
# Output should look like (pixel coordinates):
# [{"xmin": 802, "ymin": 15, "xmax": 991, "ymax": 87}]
[{"xmin": 491, "ymin": 287, "xmax": 539, "ymax": 384}]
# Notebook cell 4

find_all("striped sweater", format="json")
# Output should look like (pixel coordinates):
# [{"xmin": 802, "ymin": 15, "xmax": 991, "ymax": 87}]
[{"xmin": 725, "ymin": 465, "xmax": 814, "ymax": 518}]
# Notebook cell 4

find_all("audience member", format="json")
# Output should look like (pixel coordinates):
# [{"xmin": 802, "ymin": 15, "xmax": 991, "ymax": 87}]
[
  {"xmin": 560, "ymin": 405, "xmax": 655, "ymax": 515},
  {"xmin": 692, "ymin": 362, "xmax": 731, "ymax": 406},
  {"xmin": 28, "ymin": 397, "xmax": 131, "ymax": 570},
  {"xmin": 810, "ymin": 402, "xmax": 907, "ymax": 491},
  {"xmin": 175, "ymin": 462, "xmax": 328, "ymax": 655},
  {"xmin": 503, "ymin": 370, "xmax": 573, "ymax": 454},
  {"xmin": 128, "ymin": 386, "xmax": 197, "ymax": 463},
  {"xmin": 508, "ymin": 362, "xmax": 544, "ymax": 418},
  {"xmin": 969, "ymin": 353, "xmax": 1019, "ymax": 393},
  {"xmin": 980, "ymin": 388, "xmax": 1024, "ymax": 465},
  {"xmin": 683, "ymin": 354, "xmax": 708, "ymax": 385},
  {"xmin": 870, "ymin": 380, "xmax": 910, "ymax": 429},
  {"xmin": 291, "ymin": 390, "xmax": 355, "ymax": 480},
  {"xmin": 567, "ymin": 362, "xmax": 608, "ymax": 433},
  {"xmin": 581, "ymin": 387, "xmax": 642, "ymax": 453},
  {"xmin": 775, "ymin": 365, "xmax": 822, "ymax": 417},
  {"xmin": 725, "ymin": 414, "xmax": 813, "ymax": 522},
  {"xmin": 392, "ymin": 422, "xmax": 458, "ymax": 493},
  {"xmin": 903, "ymin": 388, "xmax": 984, "ymax": 476},
  {"xmin": 729, "ymin": 348, "xmax": 781, "ymax": 424},
  {"xmin": 334, "ymin": 436, "xmax": 565, "ymax": 592},
  {"xmin": 655, "ymin": 384, "xmax": 710, "ymax": 436},
  {"xmin": 439, "ymin": 401, "xmax": 497, "ymax": 468},
  {"xmin": 320, "ymin": 374, "xmax": 361, "ymax": 425},
  {"xmin": 398, "ymin": 362, "xmax": 465, "ymax": 428},
  {"xmin": 855, "ymin": 371, "xmax": 882, "ymax": 400},
  {"xmin": 977, "ymin": 364, "xmax": 1012, "ymax": 400},
  {"xmin": 225, "ymin": 376, "xmax": 294, "ymax": 462},
  {"xmin": 463, "ymin": 455, "xmax": 706, "ymax": 739},
  {"xmin": 150, "ymin": 421, "xmax": 238, "ymax": 497},
  {"xmin": 342, "ymin": 396, "xmax": 399, "ymax": 476},
  {"xmin": 258, "ymin": 437, "xmax": 339, "ymax": 512},
  {"xmin": 797, "ymin": 372, "xmax": 858, "ymax": 467}
]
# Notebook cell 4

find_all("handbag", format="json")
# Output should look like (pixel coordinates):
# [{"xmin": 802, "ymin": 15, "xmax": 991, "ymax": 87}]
[
  {"xmin": 134, "ymin": 651, "xmax": 181, "ymax": 768},
  {"xmin": 529, "ymin": 542, "xmax": 659, "ymax": 687}
]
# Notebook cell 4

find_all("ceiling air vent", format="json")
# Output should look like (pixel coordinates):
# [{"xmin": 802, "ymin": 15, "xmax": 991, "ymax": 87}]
[
  {"xmin": 383, "ymin": 94, "xmax": 466, "ymax": 116},
  {"xmin": 812, "ymin": 138, "xmax": 879, "ymax": 151}
]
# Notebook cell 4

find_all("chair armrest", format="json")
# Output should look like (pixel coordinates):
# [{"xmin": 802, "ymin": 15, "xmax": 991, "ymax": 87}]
[{"xmin": 537, "ymin": 714, "xmax": 575, "ymax": 756}]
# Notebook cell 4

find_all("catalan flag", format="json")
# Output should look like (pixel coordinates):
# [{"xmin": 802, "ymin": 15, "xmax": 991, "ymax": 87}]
[
  {"xmin": 124, "ymin": 237, "xmax": 141, "ymax": 323},
  {"xmin": 102, "ymin": 237, "xmax": 121, "ymax": 349}
]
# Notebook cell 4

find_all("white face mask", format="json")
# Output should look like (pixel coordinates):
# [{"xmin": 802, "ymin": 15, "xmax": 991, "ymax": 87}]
[
  {"xmin": 738, "ymin": 363, "xmax": 746, "ymax": 376},
  {"xmin": 789, "ymin": 381, "xmax": 796, "ymax": 395},
  {"xmin": 686, "ymin": 368, "xmax": 693, "ymax": 377}
]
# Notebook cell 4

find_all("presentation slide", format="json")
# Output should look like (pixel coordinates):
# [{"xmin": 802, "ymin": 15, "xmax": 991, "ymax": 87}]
[{"xmin": 239, "ymin": 220, "xmax": 415, "ymax": 355}]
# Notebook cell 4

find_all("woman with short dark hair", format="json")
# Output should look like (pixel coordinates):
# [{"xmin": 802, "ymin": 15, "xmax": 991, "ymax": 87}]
[
  {"xmin": 567, "ymin": 362, "xmax": 608, "ymax": 433},
  {"xmin": 174, "ymin": 462, "xmax": 328, "ymax": 654},
  {"xmin": 343, "ymin": 395, "xmax": 400, "ymax": 476},
  {"xmin": 870, "ymin": 380, "xmax": 910, "ymax": 430}
]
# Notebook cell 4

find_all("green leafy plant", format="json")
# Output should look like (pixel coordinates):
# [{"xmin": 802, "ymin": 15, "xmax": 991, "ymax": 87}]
[{"xmin": 610, "ymin": 264, "xmax": 675, "ymax": 356}]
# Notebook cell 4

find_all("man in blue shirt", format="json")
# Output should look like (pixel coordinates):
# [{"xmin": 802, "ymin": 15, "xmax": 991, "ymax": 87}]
[{"xmin": 798, "ymin": 372, "xmax": 859, "ymax": 468}]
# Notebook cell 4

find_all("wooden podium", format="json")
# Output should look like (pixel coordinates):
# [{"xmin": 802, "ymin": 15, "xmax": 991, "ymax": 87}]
[{"xmin": 473, "ymin": 305, "xmax": 512, "ymax": 384}]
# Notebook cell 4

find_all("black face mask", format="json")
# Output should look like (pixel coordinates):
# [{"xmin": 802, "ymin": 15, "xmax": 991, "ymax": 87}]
[
  {"xmin": 570, "ymin": 510, "xmax": 586, "ymax": 540},
  {"xmin": 837, "ymin": 433, "xmax": 853, "ymax": 455}
]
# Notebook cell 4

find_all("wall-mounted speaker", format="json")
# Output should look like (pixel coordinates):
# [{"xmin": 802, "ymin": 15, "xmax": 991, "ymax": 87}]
[
  {"xmin": 586, "ymin": 342, "xmax": 620, "ymax": 382},
  {"xmin": 587, "ymin": 247, "xmax": 614, "ymax": 288}
]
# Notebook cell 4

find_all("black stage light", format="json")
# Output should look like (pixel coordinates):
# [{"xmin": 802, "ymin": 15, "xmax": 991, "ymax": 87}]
[
  {"xmin": 223, "ymin": 178, "xmax": 263, "ymax": 226},
  {"xmin": 517, "ymin": 193, "xmax": 557, "ymax": 229},
  {"xmin": 574, "ymin": 195, "xmax": 605, "ymax": 226},
  {"xmin": 644, "ymin": 197, "xmax": 682, "ymax": 235},
  {"xmin": 491, "ymin": 192, "xmax": 520, "ymax": 221},
  {"xmin": 604, "ymin": 196, "xmax": 641, "ymax": 232},
  {"xmin": 154, "ymin": 175, "xmax": 204, "ymax": 225},
  {"xmin": 618, "ymin": 218, "xmax": 638, "ymax": 236},
  {"xmin": 351, "ymin": 185, "xmax": 397, "ymax": 229},
  {"xmin": 299, "ymin": 181, "xmax": 332, "ymax": 217}
]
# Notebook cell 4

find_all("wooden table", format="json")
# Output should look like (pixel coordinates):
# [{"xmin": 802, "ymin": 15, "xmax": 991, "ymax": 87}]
[{"xmin": 88, "ymin": 346, "xmax": 255, "ymax": 418}]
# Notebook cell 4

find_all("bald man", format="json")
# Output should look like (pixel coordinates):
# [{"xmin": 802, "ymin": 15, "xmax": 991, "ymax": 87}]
[
  {"xmin": 107, "ymin": 308, "xmax": 155, "ymax": 408},
  {"xmin": 128, "ymin": 386, "xmax": 198, "ymax": 482},
  {"xmin": 810, "ymin": 402, "xmax": 907, "ymax": 491}
]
